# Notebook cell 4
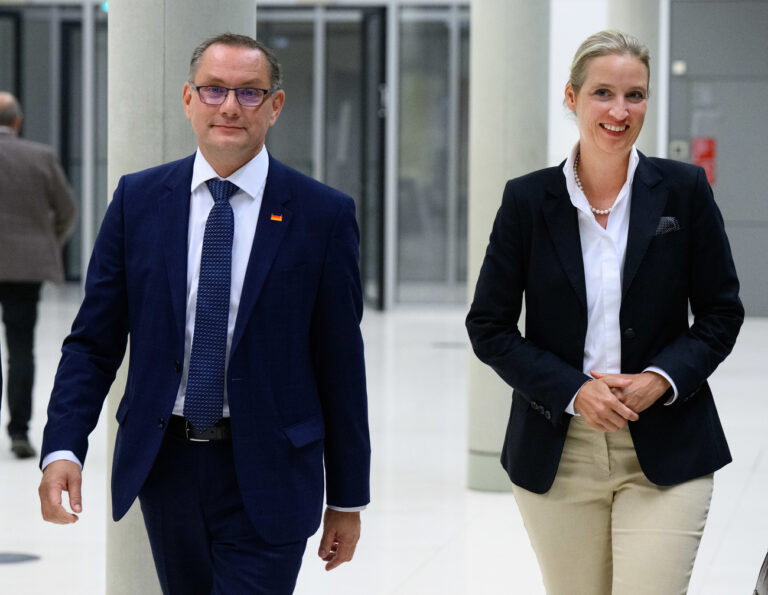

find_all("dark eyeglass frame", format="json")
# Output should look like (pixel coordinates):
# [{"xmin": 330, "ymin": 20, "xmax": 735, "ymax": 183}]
[{"xmin": 190, "ymin": 83, "xmax": 276, "ymax": 107}]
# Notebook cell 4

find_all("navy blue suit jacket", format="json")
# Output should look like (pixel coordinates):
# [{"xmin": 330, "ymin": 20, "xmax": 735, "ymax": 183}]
[
  {"xmin": 42, "ymin": 154, "xmax": 371, "ymax": 544},
  {"xmin": 467, "ymin": 154, "xmax": 743, "ymax": 493}
]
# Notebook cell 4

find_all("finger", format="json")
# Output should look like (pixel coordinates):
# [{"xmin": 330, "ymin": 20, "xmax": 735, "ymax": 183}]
[
  {"xmin": 318, "ymin": 529, "xmax": 337, "ymax": 560},
  {"xmin": 590, "ymin": 371, "xmax": 633, "ymax": 388},
  {"xmin": 579, "ymin": 413, "xmax": 609, "ymax": 432},
  {"xmin": 610, "ymin": 388, "xmax": 624, "ymax": 399},
  {"xmin": 68, "ymin": 475, "xmax": 83, "ymax": 514},
  {"xmin": 597, "ymin": 411, "xmax": 620, "ymax": 432},
  {"xmin": 325, "ymin": 538, "xmax": 356, "ymax": 571},
  {"xmin": 614, "ymin": 399, "xmax": 639, "ymax": 421},
  {"xmin": 322, "ymin": 542, "xmax": 338, "ymax": 563},
  {"xmin": 40, "ymin": 485, "xmax": 78, "ymax": 524},
  {"xmin": 601, "ymin": 411, "xmax": 627, "ymax": 432},
  {"xmin": 597, "ymin": 377, "xmax": 633, "ymax": 389}
]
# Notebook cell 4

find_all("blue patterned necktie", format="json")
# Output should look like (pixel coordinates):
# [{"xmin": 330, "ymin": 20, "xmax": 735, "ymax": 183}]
[{"xmin": 183, "ymin": 179, "xmax": 238, "ymax": 432}]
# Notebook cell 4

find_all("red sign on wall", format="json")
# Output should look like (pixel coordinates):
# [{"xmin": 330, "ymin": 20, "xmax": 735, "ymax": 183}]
[{"xmin": 691, "ymin": 137, "xmax": 716, "ymax": 185}]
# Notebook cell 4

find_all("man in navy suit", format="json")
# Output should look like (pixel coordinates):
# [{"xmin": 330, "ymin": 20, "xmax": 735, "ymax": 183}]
[{"xmin": 38, "ymin": 33, "xmax": 370, "ymax": 594}]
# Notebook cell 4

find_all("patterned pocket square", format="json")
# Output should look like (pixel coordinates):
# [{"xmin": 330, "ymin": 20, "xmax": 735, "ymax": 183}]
[{"xmin": 655, "ymin": 216, "xmax": 680, "ymax": 235}]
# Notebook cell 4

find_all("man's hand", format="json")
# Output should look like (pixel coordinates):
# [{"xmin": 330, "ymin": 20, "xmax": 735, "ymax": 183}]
[
  {"xmin": 591, "ymin": 370, "xmax": 670, "ymax": 414},
  {"xmin": 317, "ymin": 508, "xmax": 361, "ymax": 571},
  {"xmin": 39, "ymin": 460, "xmax": 82, "ymax": 524},
  {"xmin": 574, "ymin": 377, "xmax": 638, "ymax": 432}
]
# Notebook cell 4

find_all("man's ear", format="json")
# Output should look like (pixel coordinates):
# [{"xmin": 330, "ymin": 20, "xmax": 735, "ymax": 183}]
[
  {"xmin": 268, "ymin": 89, "xmax": 286, "ymax": 126},
  {"xmin": 182, "ymin": 82, "xmax": 193, "ymax": 120}
]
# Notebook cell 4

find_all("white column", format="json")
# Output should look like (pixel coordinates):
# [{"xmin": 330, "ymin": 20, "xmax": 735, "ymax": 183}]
[
  {"xmin": 608, "ymin": 0, "xmax": 664, "ymax": 156},
  {"xmin": 466, "ymin": 0, "xmax": 550, "ymax": 491},
  {"xmin": 106, "ymin": 1, "xmax": 256, "ymax": 592}
]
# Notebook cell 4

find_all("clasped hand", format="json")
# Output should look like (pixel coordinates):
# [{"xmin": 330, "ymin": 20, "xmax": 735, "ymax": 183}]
[{"xmin": 574, "ymin": 371, "xmax": 671, "ymax": 432}]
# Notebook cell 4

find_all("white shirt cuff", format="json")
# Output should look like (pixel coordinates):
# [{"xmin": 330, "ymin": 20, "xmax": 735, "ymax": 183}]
[
  {"xmin": 327, "ymin": 504, "xmax": 367, "ymax": 512},
  {"xmin": 644, "ymin": 366, "xmax": 679, "ymax": 405},
  {"xmin": 41, "ymin": 450, "xmax": 83, "ymax": 471}
]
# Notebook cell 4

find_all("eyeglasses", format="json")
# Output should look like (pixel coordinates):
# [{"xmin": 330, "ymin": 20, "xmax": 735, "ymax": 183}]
[{"xmin": 190, "ymin": 83, "xmax": 276, "ymax": 107}]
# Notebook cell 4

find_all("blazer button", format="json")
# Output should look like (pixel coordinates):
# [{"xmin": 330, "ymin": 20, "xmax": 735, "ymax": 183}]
[
  {"xmin": 544, "ymin": 411, "xmax": 551, "ymax": 421},
  {"xmin": 158, "ymin": 417, "xmax": 165, "ymax": 429},
  {"xmin": 174, "ymin": 360, "xmax": 182, "ymax": 373},
  {"xmin": 623, "ymin": 328, "xmax": 636, "ymax": 340}
]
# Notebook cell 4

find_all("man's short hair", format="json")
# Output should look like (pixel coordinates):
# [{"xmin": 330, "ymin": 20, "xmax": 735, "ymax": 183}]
[
  {"xmin": 188, "ymin": 33, "xmax": 283, "ymax": 91},
  {"xmin": 0, "ymin": 92, "xmax": 22, "ymax": 127}
]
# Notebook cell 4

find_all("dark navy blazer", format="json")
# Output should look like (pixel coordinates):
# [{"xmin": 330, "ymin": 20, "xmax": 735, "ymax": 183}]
[
  {"xmin": 42, "ymin": 154, "xmax": 371, "ymax": 544},
  {"xmin": 467, "ymin": 153, "xmax": 743, "ymax": 494}
]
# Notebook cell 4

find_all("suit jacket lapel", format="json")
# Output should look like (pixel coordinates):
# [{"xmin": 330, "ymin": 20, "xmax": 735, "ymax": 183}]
[
  {"xmin": 542, "ymin": 171, "xmax": 588, "ymax": 310},
  {"xmin": 623, "ymin": 153, "xmax": 666, "ymax": 297},
  {"xmin": 230, "ymin": 156, "xmax": 292, "ymax": 356},
  {"xmin": 157, "ymin": 155, "xmax": 194, "ymax": 346}
]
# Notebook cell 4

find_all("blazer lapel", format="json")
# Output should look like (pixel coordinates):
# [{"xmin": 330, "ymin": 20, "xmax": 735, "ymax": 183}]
[
  {"xmin": 542, "ymin": 171, "xmax": 588, "ymax": 310},
  {"xmin": 230, "ymin": 156, "xmax": 292, "ymax": 356},
  {"xmin": 157, "ymin": 156, "xmax": 194, "ymax": 346},
  {"xmin": 623, "ymin": 153, "xmax": 666, "ymax": 296}
]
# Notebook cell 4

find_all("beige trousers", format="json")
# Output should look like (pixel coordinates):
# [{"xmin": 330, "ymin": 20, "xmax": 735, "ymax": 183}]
[{"xmin": 512, "ymin": 416, "xmax": 713, "ymax": 595}]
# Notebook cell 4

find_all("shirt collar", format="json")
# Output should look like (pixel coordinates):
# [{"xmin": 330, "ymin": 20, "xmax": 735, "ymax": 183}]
[
  {"xmin": 562, "ymin": 143, "xmax": 640, "ymax": 213},
  {"xmin": 190, "ymin": 147, "xmax": 269, "ymax": 200},
  {"xmin": 0, "ymin": 126, "xmax": 17, "ymax": 136}
]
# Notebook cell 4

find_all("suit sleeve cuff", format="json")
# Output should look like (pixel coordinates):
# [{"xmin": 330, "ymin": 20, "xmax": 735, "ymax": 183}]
[
  {"xmin": 327, "ymin": 504, "xmax": 367, "ymax": 512},
  {"xmin": 644, "ymin": 366, "xmax": 679, "ymax": 405},
  {"xmin": 41, "ymin": 450, "xmax": 83, "ymax": 471}
]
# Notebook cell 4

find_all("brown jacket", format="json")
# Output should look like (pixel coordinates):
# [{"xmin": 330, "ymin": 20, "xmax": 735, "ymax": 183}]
[{"xmin": 0, "ymin": 128, "xmax": 76, "ymax": 283}]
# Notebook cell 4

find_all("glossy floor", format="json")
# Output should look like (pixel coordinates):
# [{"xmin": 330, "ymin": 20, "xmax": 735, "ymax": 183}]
[{"xmin": 0, "ymin": 284, "xmax": 765, "ymax": 594}]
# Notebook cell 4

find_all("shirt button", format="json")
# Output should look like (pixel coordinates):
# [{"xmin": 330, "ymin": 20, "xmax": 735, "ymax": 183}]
[{"xmin": 623, "ymin": 328, "xmax": 636, "ymax": 340}]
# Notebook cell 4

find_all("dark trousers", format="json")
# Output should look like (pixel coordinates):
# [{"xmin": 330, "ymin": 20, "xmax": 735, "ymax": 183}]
[
  {"xmin": 0, "ymin": 282, "xmax": 41, "ymax": 439},
  {"xmin": 138, "ymin": 433, "xmax": 306, "ymax": 595}
]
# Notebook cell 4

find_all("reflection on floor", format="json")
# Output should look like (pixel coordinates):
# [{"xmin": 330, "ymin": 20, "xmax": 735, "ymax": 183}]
[{"xmin": 0, "ymin": 283, "xmax": 766, "ymax": 594}]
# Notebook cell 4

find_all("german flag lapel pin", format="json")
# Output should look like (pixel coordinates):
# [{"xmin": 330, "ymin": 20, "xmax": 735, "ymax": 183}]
[{"xmin": 270, "ymin": 213, "xmax": 283, "ymax": 222}]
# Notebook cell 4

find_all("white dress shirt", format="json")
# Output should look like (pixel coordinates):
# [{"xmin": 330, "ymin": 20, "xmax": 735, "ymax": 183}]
[{"xmin": 562, "ymin": 144, "xmax": 677, "ymax": 415}]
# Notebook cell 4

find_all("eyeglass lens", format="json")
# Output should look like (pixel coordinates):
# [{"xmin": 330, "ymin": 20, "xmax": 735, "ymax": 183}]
[{"xmin": 198, "ymin": 86, "xmax": 265, "ymax": 107}]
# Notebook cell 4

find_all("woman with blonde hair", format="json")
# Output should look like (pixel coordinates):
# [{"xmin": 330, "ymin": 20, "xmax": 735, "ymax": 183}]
[{"xmin": 467, "ymin": 30, "xmax": 743, "ymax": 594}]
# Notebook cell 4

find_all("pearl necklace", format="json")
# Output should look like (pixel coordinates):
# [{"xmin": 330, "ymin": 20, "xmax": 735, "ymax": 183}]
[{"xmin": 573, "ymin": 151, "xmax": 613, "ymax": 215}]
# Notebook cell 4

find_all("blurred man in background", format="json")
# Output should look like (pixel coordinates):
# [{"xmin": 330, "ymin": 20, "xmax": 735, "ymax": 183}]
[{"xmin": 0, "ymin": 91, "xmax": 76, "ymax": 459}]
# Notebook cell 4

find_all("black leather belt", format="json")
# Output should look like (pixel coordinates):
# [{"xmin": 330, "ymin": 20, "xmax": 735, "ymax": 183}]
[{"xmin": 167, "ymin": 415, "xmax": 232, "ymax": 442}]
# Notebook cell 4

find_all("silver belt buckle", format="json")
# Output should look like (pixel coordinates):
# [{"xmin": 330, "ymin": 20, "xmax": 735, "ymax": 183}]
[{"xmin": 184, "ymin": 419, "xmax": 210, "ymax": 442}]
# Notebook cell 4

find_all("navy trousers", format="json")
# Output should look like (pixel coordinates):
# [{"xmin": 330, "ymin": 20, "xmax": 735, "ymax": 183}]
[
  {"xmin": 138, "ymin": 432, "xmax": 306, "ymax": 595},
  {"xmin": 0, "ymin": 282, "xmax": 41, "ymax": 439}
]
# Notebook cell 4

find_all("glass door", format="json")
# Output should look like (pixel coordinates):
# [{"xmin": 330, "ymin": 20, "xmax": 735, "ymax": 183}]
[{"xmin": 396, "ymin": 5, "xmax": 469, "ymax": 303}]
